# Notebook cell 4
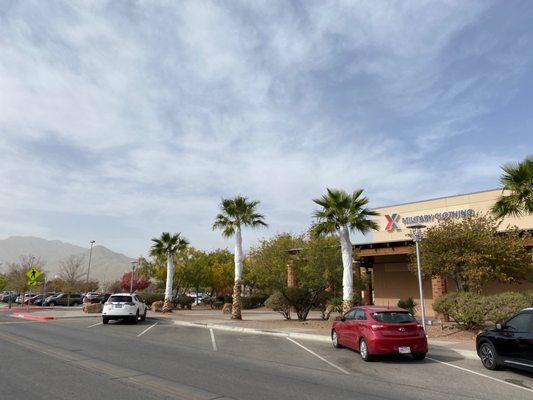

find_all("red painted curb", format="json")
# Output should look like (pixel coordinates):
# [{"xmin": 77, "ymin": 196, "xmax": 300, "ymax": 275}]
[
  {"xmin": 0, "ymin": 307, "xmax": 52, "ymax": 313},
  {"xmin": 12, "ymin": 313, "xmax": 54, "ymax": 321}
]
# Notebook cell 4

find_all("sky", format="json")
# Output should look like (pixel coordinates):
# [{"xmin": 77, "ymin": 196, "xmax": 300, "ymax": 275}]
[{"xmin": 0, "ymin": 0, "xmax": 532, "ymax": 257}]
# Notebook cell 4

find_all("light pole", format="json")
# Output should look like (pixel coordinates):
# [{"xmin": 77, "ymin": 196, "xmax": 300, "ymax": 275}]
[
  {"xmin": 130, "ymin": 260, "xmax": 137, "ymax": 294},
  {"xmin": 86, "ymin": 240, "xmax": 95, "ymax": 284},
  {"xmin": 407, "ymin": 224, "xmax": 427, "ymax": 332}
]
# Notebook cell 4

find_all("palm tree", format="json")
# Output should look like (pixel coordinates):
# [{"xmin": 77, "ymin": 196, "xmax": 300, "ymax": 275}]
[
  {"xmin": 492, "ymin": 157, "xmax": 533, "ymax": 218},
  {"xmin": 312, "ymin": 188, "xmax": 378, "ymax": 313},
  {"xmin": 150, "ymin": 232, "xmax": 189, "ymax": 312},
  {"xmin": 213, "ymin": 196, "xmax": 267, "ymax": 320}
]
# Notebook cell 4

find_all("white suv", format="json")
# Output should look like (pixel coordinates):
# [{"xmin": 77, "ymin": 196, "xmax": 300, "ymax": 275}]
[{"xmin": 102, "ymin": 293, "xmax": 148, "ymax": 324}]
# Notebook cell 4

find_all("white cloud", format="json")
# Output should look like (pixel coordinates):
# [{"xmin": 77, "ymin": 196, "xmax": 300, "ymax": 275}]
[{"xmin": 0, "ymin": 0, "xmax": 530, "ymax": 255}]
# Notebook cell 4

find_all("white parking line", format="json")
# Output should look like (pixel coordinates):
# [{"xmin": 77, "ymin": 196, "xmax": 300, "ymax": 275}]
[
  {"xmin": 209, "ymin": 328, "xmax": 217, "ymax": 351},
  {"xmin": 286, "ymin": 337, "xmax": 350, "ymax": 375},
  {"xmin": 137, "ymin": 322, "xmax": 158, "ymax": 337},
  {"xmin": 427, "ymin": 357, "xmax": 533, "ymax": 394},
  {"xmin": 87, "ymin": 322, "xmax": 102, "ymax": 328}
]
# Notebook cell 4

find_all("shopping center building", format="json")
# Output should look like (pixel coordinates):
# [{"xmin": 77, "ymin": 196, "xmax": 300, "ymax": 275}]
[{"xmin": 354, "ymin": 189, "xmax": 533, "ymax": 320}]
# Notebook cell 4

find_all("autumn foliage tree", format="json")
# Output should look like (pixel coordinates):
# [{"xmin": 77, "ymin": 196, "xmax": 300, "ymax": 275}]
[
  {"xmin": 120, "ymin": 271, "xmax": 151, "ymax": 292},
  {"xmin": 411, "ymin": 213, "xmax": 532, "ymax": 293}
]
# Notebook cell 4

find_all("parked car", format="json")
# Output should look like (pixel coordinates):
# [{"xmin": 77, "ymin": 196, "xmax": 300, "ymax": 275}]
[
  {"xmin": 16, "ymin": 293, "xmax": 36, "ymax": 304},
  {"xmin": 83, "ymin": 292, "xmax": 101, "ymax": 303},
  {"xmin": 43, "ymin": 293, "xmax": 83, "ymax": 307},
  {"xmin": 102, "ymin": 293, "xmax": 148, "ymax": 324},
  {"xmin": 331, "ymin": 306, "xmax": 428, "ymax": 361},
  {"xmin": 23, "ymin": 294, "xmax": 45, "ymax": 305},
  {"xmin": 476, "ymin": 308, "xmax": 533, "ymax": 372},
  {"xmin": 1, "ymin": 292, "xmax": 18, "ymax": 303},
  {"xmin": 32, "ymin": 293, "xmax": 56, "ymax": 306}
]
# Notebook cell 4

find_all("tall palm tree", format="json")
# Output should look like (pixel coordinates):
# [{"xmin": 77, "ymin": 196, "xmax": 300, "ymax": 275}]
[
  {"xmin": 213, "ymin": 196, "xmax": 267, "ymax": 320},
  {"xmin": 150, "ymin": 232, "xmax": 189, "ymax": 312},
  {"xmin": 312, "ymin": 188, "xmax": 378, "ymax": 313},
  {"xmin": 492, "ymin": 157, "xmax": 533, "ymax": 218}
]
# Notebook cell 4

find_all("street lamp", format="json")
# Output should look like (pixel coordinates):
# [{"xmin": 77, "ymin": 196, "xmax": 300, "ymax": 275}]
[
  {"xmin": 86, "ymin": 240, "xmax": 96, "ymax": 284},
  {"xmin": 407, "ymin": 224, "xmax": 427, "ymax": 332},
  {"xmin": 130, "ymin": 260, "xmax": 138, "ymax": 294}
]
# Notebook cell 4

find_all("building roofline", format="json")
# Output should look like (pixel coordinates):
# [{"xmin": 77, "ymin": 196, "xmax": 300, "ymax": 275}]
[{"xmin": 372, "ymin": 188, "xmax": 500, "ymax": 210}]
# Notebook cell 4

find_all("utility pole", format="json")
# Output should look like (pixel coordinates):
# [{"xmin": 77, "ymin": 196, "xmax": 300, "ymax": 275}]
[
  {"xmin": 130, "ymin": 260, "xmax": 137, "ymax": 294},
  {"xmin": 86, "ymin": 240, "xmax": 95, "ymax": 284}
]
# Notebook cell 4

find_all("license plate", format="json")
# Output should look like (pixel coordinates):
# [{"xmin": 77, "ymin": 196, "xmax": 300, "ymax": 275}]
[
  {"xmin": 114, "ymin": 304, "xmax": 122, "ymax": 308},
  {"xmin": 399, "ymin": 346, "xmax": 411, "ymax": 354}
]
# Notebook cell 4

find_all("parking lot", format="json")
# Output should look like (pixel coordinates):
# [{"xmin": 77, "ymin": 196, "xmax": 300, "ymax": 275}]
[{"xmin": 0, "ymin": 311, "xmax": 532, "ymax": 400}]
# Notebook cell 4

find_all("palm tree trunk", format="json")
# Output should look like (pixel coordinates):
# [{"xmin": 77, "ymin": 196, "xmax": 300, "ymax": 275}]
[
  {"xmin": 163, "ymin": 252, "xmax": 174, "ymax": 312},
  {"xmin": 232, "ymin": 226, "xmax": 243, "ymax": 320},
  {"xmin": 339, "ymin": 225, "xmax": 353, "ymax": 313}
]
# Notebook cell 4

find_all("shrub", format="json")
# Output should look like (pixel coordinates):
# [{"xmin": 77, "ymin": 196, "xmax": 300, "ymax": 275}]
[
  {"xmin": 397, "ymin": 297, "xmax": 417, "ymax": 315},
  {"xmin": 265, "ymin": 291, "xmax": 291, "ymax": 320},
  {"xmin": 283, "ymin": 287, "xmax": 320, "ymax": 321},
  {"xmin": 484, "ymin": 292, "xmax": 530, "ymax": 323},
  {"xmin": 175, "ymin": 295, "xmax": 194, "ymax": 309},
  {"xmin": 138, "ymin": 292, "xmax": 165, "ymax": 306},
  {"xmin": 242, "ymin": 294, "xmax": 269, "ymax": 309},
  {"xmin": 433, "ymin": 292, "xmax": 487, "ymax": 330}
]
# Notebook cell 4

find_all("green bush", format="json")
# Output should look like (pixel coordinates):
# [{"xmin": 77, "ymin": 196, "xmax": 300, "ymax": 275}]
[
  {"xmin": 175, "ymin": 295, "xmax": 194, "ymax": 309},
  {"xmin": 138, "ymin": 292, "xmax": 165, "ymax": 306},
  {"xmin": 484, "ymin": 292, "xmax": 530, "ymax": 323},
  {"xmin": 433, "ymin": 291, "xmax": 532, "ymax": 330},
  {"xmin": 265, "ymin": 291, "xmax": 291, "ymax": 320},
  {"xmin": 241, "ymin": 294, "xmax": 269, "ymax": 309},
  {"xmin": 397, "ymin": 297, "xmax": 417, "ymax": 315},
  {"xmin": 433, "ymin": 292, "xmax": 487, "ymax": 330}
]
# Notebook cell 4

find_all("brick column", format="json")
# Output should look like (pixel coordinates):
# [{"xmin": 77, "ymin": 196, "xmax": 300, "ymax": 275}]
[
  {"xmin": 287, "ymin": 262, "xmax": 296, "ymax": 288},
  {"xmin": 431, "ymin": 276, "xmax": 449, "ymax": 322}
]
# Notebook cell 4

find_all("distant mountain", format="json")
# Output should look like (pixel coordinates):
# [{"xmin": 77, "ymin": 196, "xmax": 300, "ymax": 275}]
[{"xmin": 0, "ymin": 236, "xmax": 133, "ymax": 285}]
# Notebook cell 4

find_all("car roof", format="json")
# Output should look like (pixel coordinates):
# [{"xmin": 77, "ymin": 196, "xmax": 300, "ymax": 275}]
[
  {"xmin": 110, "ymin": 293, "xmax": 134, "ymax": 296},
  {"xmin": 349, "ymin": 305, "xmax": 409, "ymax": 313}
]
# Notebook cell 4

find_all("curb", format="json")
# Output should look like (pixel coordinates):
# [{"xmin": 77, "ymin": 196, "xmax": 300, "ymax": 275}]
[
  {"xmin": 171, "ymin": 320, "xmax": 478, "ymax": 359},
  {"xmin": 11, "ymin": 313, "xmax": 54, "ymax": 321},
  {"xmin": 172, "ymin": 320, "xmax": 331, "ymax": 343}
]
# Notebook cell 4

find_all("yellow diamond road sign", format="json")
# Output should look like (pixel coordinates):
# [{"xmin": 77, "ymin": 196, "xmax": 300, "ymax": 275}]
[{"xmin": 26, "ymin": 268, "xmax": 41, "ymax": 282}]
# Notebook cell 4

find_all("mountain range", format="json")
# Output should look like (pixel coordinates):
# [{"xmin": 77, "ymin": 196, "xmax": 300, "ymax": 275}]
[{"xmin": 0, "ymin": 236, "xmax": 133, "ymax": 284}]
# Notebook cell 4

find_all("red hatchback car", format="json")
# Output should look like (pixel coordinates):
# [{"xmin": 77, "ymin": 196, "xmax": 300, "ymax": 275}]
[{"xmin": 332, "ymin": 306, "xmax": 428, "ymax": 361}]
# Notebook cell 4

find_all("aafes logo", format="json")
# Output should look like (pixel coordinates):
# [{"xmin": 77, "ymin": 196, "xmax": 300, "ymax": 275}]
[{"xmin": 385, "ymin": 213, "xmax": 400, "ymax": 232}]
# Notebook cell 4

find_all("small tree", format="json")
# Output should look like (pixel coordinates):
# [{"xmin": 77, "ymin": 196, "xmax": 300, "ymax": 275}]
[
  {"xmin": 58, "ymin": 255, "xmax": 86, "ymax": 293},
  {"xmin": 411, "ymin": 213, "xmax": 532, "ymax": 293},
  {"xmin": 120, "ymin": 271, "xmax": 151, "ymax": 292}
]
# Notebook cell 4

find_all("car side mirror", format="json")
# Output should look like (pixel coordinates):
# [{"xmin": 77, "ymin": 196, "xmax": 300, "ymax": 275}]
[
  {"xmin": 495, "ymin": 323, "xmax": 502, "ymax": 331},
  {"xmin": 340, "ymin": 316, "xmax": 346, "ymax": 322}
]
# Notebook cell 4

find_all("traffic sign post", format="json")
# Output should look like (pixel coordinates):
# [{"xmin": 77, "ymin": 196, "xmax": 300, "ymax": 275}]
[{"xmin": 26, "ymin": 268, "xmax": 42, "ymax": 310}]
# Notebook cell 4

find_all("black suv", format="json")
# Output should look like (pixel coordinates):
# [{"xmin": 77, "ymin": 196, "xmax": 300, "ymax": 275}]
[
  {"xmin": 43, "ymin": 293, "xmax": 83, "ymax": 307},
  {"xmin": 476, "ymin": 308, "xmax": 533, "ymax": 372}
]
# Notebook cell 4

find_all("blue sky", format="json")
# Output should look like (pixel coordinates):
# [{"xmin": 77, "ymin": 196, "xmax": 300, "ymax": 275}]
[{"xmin": 0, "ymin": 0, "xmax": 532, "ymax": 257}]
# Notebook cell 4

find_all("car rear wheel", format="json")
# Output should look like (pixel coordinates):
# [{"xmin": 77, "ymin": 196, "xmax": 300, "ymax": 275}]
[
  {"xmin": 140, "ymin": 309, "xmax": 147, "ymax": 322},
  {"xmin": 359, "ymin": 338, "xmax": 373, "ymax": 361},
  {"xmin": 331, "ymin": 329, "xmax": 342, "ymax": 349},
  {"xmin": 49, "ymin": 302, "xmax": 55, "ymax": 306},
  {"xmin": 102, "ymin": 317, "xmax": 109, "ymax": 325},
  {"xmin": 412, "ymin": 353, "xmax": 426, "ymax": 361},
  {"xmin": 132, "ymin": 311, "xmax": 139, "ymax": 324},
  {"xmin": 479, "ymin": 342, "xmax": 500, "ymax": 370}
]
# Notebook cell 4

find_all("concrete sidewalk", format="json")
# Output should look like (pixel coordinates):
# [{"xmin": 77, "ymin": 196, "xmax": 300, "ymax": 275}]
[{"xmin": 12, "ymin": 306, "xmax": 478, "ymax": 360}]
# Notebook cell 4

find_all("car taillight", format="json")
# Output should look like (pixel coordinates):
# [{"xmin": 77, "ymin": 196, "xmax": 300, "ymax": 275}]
[
  {"xmin": 125, "ymin": 302, "xmax": 134, "ymax": 306},
  {"xmin": 104, "ymin": 302, "xmax": 111, "ymax": 305},
  {"xmin": 371, "ymin": 324, "xmax": 384, "ymax": 331}
]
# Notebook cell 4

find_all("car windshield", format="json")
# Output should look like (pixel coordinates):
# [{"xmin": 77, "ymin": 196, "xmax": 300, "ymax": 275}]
[
  {"xmin": 371, "ymin": 312, "xmax": 416, "ymax": 323},
  {"xmin": 109, "ymin": 296, "xmax": 132, "ymax": 303}
]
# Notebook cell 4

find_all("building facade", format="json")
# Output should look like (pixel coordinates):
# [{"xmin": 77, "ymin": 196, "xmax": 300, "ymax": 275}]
[{"xmin": 354, "ymin": 189, "xmax": 533, "ymax": 320}]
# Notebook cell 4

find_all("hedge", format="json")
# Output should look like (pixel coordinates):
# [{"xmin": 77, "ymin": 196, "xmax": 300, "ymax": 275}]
[
  {"xmin": 242, "ymin": 294, "xmax": 269, "ymax": 310},
  {"xmin": 433, "ymin": 291, "xmax": 532, "ymax": 330},
  {"xmin": 138, "ymin": 292, "xmax": 165, "ymax": 306}
]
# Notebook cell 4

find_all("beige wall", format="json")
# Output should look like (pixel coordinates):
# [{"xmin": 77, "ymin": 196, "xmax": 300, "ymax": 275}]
[
  {"xmin": 368, "ymin": 189, "xmax": 533, "ymax": 244},
  {"xmin": 372, "ymin": 257, "xmax": 435, "ymax": 317}
]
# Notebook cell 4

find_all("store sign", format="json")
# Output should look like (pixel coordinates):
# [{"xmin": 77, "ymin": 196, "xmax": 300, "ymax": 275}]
[{"xmin": 384, "ymin": 209, "xmax": 475, "ymax": 232}]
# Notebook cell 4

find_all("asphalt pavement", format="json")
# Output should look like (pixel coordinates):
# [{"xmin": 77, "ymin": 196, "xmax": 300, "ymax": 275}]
[{"xmin": 0, "ymin": 312, "xmax": 532, "ymax": 400}]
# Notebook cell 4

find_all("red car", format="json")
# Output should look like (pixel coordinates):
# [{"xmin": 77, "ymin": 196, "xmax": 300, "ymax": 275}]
[{"xmin": 332, "ymin": 306, "xmax": 428, "ymax": 361}]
